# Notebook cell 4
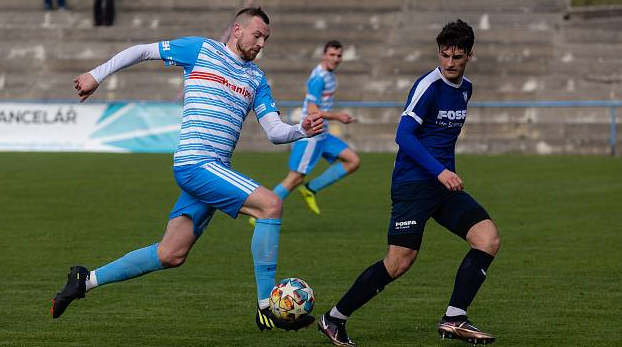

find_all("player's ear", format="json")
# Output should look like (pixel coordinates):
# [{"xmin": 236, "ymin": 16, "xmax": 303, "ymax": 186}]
[
  {"xmin": 467, "ymin": 50, "xmax": 474, "ymax": 62},
  {"xmin": 231, "ymin": 22, "xmax": 243, "ymax": 39}
]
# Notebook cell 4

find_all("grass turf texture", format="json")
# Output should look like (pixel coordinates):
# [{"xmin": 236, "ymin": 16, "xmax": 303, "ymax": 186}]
[{"xmin": 1, "ymin": 152, "xmax": 621, "ymax": 347}]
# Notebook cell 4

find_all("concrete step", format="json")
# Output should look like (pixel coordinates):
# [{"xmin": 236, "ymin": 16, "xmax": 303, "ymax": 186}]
[
  {"xmin": 0, "ymin": 0, "xmax": 403, "ymax": 12},
  {"xmin": 561, "ymin": 27, "xmax": 622, "ymax": 44},
  {"xmin": 455, "ymin": 138, "xmax": 616, "ymax": 155},
  {"xmin": 0, "ymin": 0, "xmax": 237, "ymax": 11},
  {"xmin": 461, "ymin": 122, "xmax": 613, "ymax": 140},
  {"xmin": 406, "ymin": 0, "xmax": 569, "ymax": 13},
  {"xmin": 397, "ymin": 11, "xmax": 562, "ymax": 31}
]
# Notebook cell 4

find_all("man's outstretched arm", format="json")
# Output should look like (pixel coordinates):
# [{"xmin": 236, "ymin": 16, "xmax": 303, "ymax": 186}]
[
  {"xmin": 74, "ymin": 43, "xmax": 161, "ymax": 102},
  {"xmin": 258, "ymin": 112, "xmax": 324, "ymax": 144}
]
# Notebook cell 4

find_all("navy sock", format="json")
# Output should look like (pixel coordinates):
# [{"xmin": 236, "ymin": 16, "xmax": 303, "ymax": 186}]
[
  {"xmin": 335, "ymin": 260, "xmax": 394, "ymax": 317},
  {"xmin": 443, "ymin": 314, "xmax": 468, "ymax": 322},
  {"xmin": 448, "ymin": 248, "xmax": 494, "ymax": 311}
]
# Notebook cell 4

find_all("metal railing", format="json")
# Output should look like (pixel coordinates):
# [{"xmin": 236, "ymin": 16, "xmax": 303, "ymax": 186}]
[{"xmin": 280, "ymin": 100, "xmax": 622, "ymax": 156}]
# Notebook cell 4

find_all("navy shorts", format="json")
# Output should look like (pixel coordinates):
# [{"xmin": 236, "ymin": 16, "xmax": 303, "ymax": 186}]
[{"xmin": 387, "ymin": 180, "xmax": 491, "ymax": 250}]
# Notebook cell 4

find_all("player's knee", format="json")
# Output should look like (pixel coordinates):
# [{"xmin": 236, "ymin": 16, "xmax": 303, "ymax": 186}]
[
  {"xmin": 343, "ymin": 154, "xmax": 360, "ymax": 173},
  {"xmin": 487, "ymin": 233, "xmax": 501, "ymax": 255},
  {"xmin": 385, "ymin": 250, "xmax": 417, "ymax": 278},
  {"xmin": 259, "ymin": 192, "xmax": 283, "ymax": 219},
  {"xmin": 466, "ymin": 219, "xmax": 500, "ymax": 255},
  {"xmin": 157, "ymin": 248, "xmax": 188, "ymax": 268},
  {"xmin": 394, "ymin": 256, "xmax": 415, "ymax": 277},
  {"xmin": 472, "ymin": 230, "xmax": 500, "ymax": 256},
  {"xmin": 290, "ymin": 174, "xmax": 304, "ymax": 187}
]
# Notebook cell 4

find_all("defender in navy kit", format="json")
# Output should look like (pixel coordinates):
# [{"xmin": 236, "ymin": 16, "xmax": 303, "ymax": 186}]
[{"xmin": 318, "ymin": 20, "xmax": 500, "ymax": 346}]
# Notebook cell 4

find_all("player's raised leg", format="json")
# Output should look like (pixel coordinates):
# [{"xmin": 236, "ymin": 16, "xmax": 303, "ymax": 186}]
[
  {"xmin": 286, "ymin": 137, "xmax": 324, "ymax": 214},
  {"xmin": 307, "ymin": 145, "xmax": 359, "ymax": 196},
  {"xmin": 275, "ymin": 171, "xmax": 305, "ymax": 200},
  {"xmin": 51, "ymin": 215, "xmax": 199, "ymax": 318},
  {"xmin": 302, "ymin": 136, "xmax": 358, "ymax": 215},
  {"xmin": 438, "ymin": 219, "xmax": 499, "ymax": 345}
]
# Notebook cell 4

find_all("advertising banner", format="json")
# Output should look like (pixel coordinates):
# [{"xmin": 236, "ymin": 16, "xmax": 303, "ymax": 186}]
[{"xmin": 0, "ymin": 102, "xmax": 182, "ymax": 152}]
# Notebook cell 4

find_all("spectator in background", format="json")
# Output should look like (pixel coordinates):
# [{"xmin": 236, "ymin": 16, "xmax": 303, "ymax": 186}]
[
  {"xmin": 44, "ymin": 0, "xmax": 66, "ymax": 10},
  {"xmin": 94, "ymin": 0, "xmax": 115, "ymax": 26}
]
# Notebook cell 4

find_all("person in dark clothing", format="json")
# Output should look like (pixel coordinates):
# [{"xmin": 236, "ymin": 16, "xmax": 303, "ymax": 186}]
[{"xmin": 94, "ymin": 0, "xmax": 115, "ymax": 26}]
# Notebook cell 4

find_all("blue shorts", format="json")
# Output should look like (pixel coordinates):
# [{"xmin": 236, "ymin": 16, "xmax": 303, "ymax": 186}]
[
  {"xmin": 169, "ymin": 160, "xmax": 260, "ymax": 237},
  {"xmin": 387, "ymin": 180, "xmax": 490, "ymax": 250},
  {"xmin": 288, "ymin": 134, "xmax": 348, "ymax": 174}
]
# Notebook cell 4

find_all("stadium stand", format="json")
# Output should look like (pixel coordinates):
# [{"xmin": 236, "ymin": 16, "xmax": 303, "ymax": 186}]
[{"xmin": 1, "ymin": 0, "xmax": 620, "ymax": 154}]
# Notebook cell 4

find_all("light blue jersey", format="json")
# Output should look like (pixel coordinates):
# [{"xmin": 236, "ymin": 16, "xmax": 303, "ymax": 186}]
[
  {"xmin": 288, "ymin": 64, "xmax": 347, "ymax": 177},
  {"xmin": 300, "ymin": 64, "xmax": 336, "ymax": 139},
  {"xmin": 159, "ymin": 37, "xmax": 279, "ymax": 167}
]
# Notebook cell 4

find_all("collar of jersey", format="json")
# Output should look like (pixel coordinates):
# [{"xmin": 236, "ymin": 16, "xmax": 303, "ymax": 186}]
[
  {"xmin": 436, "ymin": 67, "xmax": 463, "ymax": 88},
  {"xmin": 223, "ymin": 43, "xmax": 249, "ymax": 65},
  {"xmin": 317, "ymin": 63, "xmax": 334, "ymax": 75}
]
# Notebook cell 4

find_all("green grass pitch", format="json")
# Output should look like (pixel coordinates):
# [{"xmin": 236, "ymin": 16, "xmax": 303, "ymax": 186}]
[{"xmin": 0, "ymin": 152, "xmax": 620, "ymax": 346}]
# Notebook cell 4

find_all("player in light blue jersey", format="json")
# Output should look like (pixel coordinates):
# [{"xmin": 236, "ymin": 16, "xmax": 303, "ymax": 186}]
[
  {"xmin": 319, "ymin": 20, "xmax": 500, "ymax": 346},
  {"xmin": 51, "ymin": 7, "xmax": 323, "ymax": 332},
  {"xmin": 272, "ymin": 40, "xmax": 360, "ymax": 215}
]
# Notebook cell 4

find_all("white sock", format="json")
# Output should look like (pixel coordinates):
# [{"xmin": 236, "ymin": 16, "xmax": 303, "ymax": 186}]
[
  {"xmin": 258, "ymin": 298, "xmax": 270, "ymax": 310},
  {"xmin": 445, "ymin": 306, "xmax": 467, "ymax": 317},
  {"xmin": 85, "ymin": 271, "xmax": 98, "ymax": 292},
  {"xmin": 330, "ymin": 306, "xmax": 349, "ymax": 320}
]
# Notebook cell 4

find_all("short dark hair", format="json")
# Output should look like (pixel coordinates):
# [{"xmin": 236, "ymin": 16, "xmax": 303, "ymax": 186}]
[
  {"xmin": 324, "ymin": 40, "xmax": 343, "ymax": 53},
  {"xmin": 436, "ymin": 19, "xmax": 474, "ymax": 54},
  {"xmin": 235, "ymin": 7, "xmax": 269, "ymax": 25}
]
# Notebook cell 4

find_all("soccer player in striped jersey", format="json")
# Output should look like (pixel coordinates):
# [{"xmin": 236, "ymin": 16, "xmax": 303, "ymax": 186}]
[
  {"xmin": 51, "ymin": 7, "xmax": 322, "ymax": 332},
  {"xmin": 318, "ymin": 20, "xmax": 500, "ymax": 346},
  {"xmin": 272, "ymin": 40, "xmax": 360, "ymax": 215}
]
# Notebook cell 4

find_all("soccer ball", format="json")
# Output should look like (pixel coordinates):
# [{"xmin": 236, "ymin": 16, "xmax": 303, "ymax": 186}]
[{"xmin": 269, "ymin": 278, "xmax": 315, "ymax": 322}]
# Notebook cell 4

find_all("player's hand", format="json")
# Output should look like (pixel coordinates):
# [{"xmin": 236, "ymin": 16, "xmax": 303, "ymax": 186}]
[
  {"xmin": 302, "ymin": 112, "xmax": 324, "ymax": 137},
  {"xmin": 437, "ymin": 169, "xmax": 464, "ymax": 191},
  {"xmin": 74, "ymin": 73, "xmax": 99, "ymax": 102},
  {"xmin": 337, "ymin": 113, "xmax": 355, "ymax": 124}
]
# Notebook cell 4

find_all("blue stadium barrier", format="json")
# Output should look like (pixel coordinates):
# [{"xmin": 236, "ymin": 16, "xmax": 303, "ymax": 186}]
[{"xmin": 280, "ymin": 100, "xmax": 622, "ymax": 156}]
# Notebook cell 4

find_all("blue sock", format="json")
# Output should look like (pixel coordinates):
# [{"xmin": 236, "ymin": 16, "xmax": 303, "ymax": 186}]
[
  {"xmin": 251, "ymin": 219, "xmax": 281, "ymax": 304},
  {"xmin": 94, "ymin": 243, "xmax": 165, "ymax": 286},
  {"xmin": 307, "ymin": 162, "xmax": 348, "ymax": 193},
  {"xmin": 273, "ymin": 183, "xmax": 290, "ymax": 200}
]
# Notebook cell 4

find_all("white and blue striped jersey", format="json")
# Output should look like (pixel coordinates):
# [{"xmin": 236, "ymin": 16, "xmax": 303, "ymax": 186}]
[
  {"xmin": 159, "ymin": 37, "xmax": 279, "ymax": 167},
  {"xmin": 300, "ymin": 64, "xmax": 336, "ymax": 139}
]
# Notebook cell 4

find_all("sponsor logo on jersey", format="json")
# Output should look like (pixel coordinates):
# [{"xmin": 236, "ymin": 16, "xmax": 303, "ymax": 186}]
[
  {"xmin": 395, "ymin": 220, "xmax": 417, "ymax": 230},
  {"xmin": 189, "ymin": 71, "xmax": 252, "ymax": 99},
  {"xmin": 162, "ymin": 41, "xmax": 171, "ymax": 51},
  {"xmin": 437, "ymin": 109, "xmax": 467, "ymax": 120}
]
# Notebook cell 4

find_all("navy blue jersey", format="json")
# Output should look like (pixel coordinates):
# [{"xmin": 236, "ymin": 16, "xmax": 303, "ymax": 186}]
[{"xmin": 393, "ymin": 67, "xmax": 472, "ymax": 183}]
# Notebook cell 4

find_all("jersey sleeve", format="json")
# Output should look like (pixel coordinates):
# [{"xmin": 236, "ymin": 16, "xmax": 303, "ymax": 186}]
[
  {"xmin": 305, "ymin": 76, "xmax": 324, "ymax": 105},
  {"xmin": 402, "ymin": 81, "xmax": 435, "ymax": 125},
  {"xmin": 159, "ymin": 37, "xmax": 203, "ymax": 69},
  {"xmin": 253, "ymin": 76, "xmax": 279, "ymax": 120},
  {"xmin": 395, "ymin": 115, "xmax": 445, "ymax": 176}
]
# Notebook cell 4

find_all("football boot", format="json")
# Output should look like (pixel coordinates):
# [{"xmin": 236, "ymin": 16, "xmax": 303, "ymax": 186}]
[
  {"xmin": 298, "ymin": 184, "xmax": 320, "ymax": 215},
  {"xmin": 51, "ymin": 266, "xmax": 89, "ymax": 318},
  {"xmin": 317, "ymin": 313, "xmax": 356, "ymax": 346},
  {"xmin": 438, "ymin": 316, "xmax": 495, "ymax": 345},
  {"xmin": 256, "ymin": 306, "xmax": 315, "ymax": 331}
]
